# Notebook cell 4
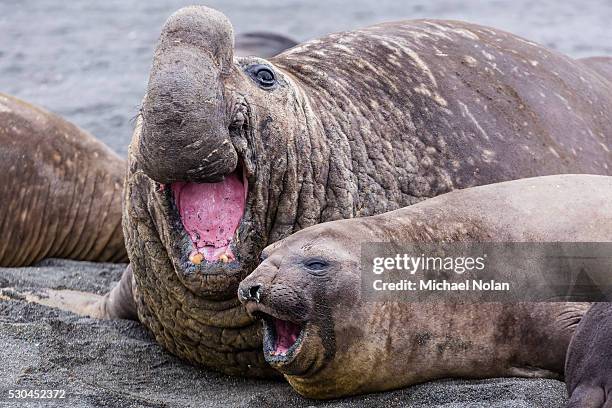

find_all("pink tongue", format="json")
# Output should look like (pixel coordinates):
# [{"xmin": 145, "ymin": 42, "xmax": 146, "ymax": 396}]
[
  {"xmin": 274, "ymin": 319, "xmax": 300, "ymax": 355},
  {"xmin": 171, "ymin": 172, "xmax": 245, "ymax": 262}
]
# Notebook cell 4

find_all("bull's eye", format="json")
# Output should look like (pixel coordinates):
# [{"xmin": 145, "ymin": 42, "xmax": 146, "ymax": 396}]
[
  {"xmin": 246, "ymin": 64, "xmax": 277, "ymax": 89},
  {"xmin": 303, "ymin": 258, "xmax": 329, "ymax": 272}
]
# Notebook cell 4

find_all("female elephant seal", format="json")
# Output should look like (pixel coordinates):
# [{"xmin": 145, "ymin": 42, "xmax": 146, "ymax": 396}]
[
  {"xmin": 0, "ymin": 93, "xmax": 126, "ymax": 266},
  {"xmin": 238, "ymin": 175, "xmax": 612, "ymax": 398},
  {"xmin": 27, "ymin": 6, "xmax": 612, "ymax": 378}
]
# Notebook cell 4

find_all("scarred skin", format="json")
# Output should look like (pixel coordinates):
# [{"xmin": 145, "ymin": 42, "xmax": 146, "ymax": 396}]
[
  {"xmin": 119, "ymin": 7, "xmax": 612, "ymax": 377},
  {"xmin": 239, "ymin": 175, "xmax": 612, "ymax": 398},
  {"xmin": 0, "ymin": 93, "xmax": 127, "ymax": 266},
  {"xmin": 578, "ymin": 56, "xmax": 612, "ymax": 83},
  {"xmin": 565, "ymin": 303, "xmax": 612, "ymax": 408}
]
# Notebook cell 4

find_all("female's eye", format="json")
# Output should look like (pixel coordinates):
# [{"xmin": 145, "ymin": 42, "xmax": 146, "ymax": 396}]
[
  {"xmin": 304, "ymin": 259, "xmax": 329, "ymax": 272},
  {"xmin": 246, "ymin": 64, "xmax": 277, "ymax": 89}
]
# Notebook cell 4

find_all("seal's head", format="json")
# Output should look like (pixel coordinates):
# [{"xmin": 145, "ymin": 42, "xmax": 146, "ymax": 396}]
[
  {"xmin": 238, "ymin": 222, "xmax": 368, "ymax": 394},
  {"xmin": 129, "ymin": 5, "xmax": 315, "ymax": 299}
]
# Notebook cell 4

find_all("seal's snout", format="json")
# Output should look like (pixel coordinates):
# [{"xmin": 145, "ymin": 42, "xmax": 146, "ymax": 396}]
[
  {"xmin": 238, "ymin": 275, "xmax": 269, "ymax": 316},
  {"xmin": 238, "ymin": 265, "xmax": 313, "ymax": 367},
  {"xmin": 239, "ymin": 283, "xmax": 262, "ymax": 303},
  {"xmin": 159, "ymin": 5, "xmax": 234, "ymax": 72},
  {"xmin": 138, "ymin": 5, "xmax": 238, "ymax": 185}
]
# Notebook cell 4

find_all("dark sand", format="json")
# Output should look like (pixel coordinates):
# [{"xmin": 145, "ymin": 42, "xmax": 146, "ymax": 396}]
[{"xmin": 0, "ymin": 260, "xmax": 567, "ymax": 407}]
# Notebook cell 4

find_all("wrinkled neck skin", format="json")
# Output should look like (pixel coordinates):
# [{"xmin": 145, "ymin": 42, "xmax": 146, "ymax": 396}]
[{"xmin": 224, "ymin": 62, "xmax": 335, "ymax": 253}]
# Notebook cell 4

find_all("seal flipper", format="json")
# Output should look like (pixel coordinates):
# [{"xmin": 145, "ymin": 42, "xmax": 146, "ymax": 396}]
[
  {"xmin": 565, "ymin": 303, "xmax": 612, "ymax": 408},
  {"xmin": 566, "ymin": 385, "xmax": 606, "ymax": 408},
  {"xmin": 0, "ymin": 265, "xmax": 137, "ymax": 320},
  {"xmin": 96, "ymin": 264, "xmax": 138, "ymax": 320}
]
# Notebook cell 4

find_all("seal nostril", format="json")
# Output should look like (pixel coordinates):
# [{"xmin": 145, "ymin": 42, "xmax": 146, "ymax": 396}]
[{"xmin": 249, "ymin": 284, "xmax": 261, "ymax": 302}]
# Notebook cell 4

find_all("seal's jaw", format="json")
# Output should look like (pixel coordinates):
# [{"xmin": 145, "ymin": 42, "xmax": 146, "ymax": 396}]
[
  {"xmin": 261, "ymin": 315, "xmax": 306, "ymax": 364},
  {"xmin": 153, "ymin": 160, "xmax": 258, "ymax": 298},
  {"xmin": 170, "ymin": 163, "xmax": 248, "ymax": 264},
  {"xmin": 242, "ymin": 298, "xmax": 316, "ymax": 374},
  {"xmin": 250, "ymin": 307, "xmax": 324, "ymax": 377}
]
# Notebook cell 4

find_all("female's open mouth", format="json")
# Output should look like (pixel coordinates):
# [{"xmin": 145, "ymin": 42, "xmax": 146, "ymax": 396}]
[{"xmin": 260, "ymin": 313, "xmax": 306, "ymax": 365}]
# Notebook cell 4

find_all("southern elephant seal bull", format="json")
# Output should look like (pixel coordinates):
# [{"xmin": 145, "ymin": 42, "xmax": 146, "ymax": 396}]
[
  {"xmin": 26, "ymin": 5, "xmax": 612, "ymax": 378},
  {"xmin": 0, "ymin": 93, "xmax": 127, "ymax": 266},
  {"xmin": 565, "ymin": 303, "xmax": 612, "ymax": 408},
  {"xmin": 238, "ymin": 175, "xmax": 612, "ymax": 398}
]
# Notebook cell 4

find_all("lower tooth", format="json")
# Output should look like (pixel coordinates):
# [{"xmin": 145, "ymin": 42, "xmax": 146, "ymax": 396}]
[
  {"xmin": 219, "ymin": 254, "xmax": 229, "ymax": 263},
  {"xmin": 189, "ymin": 253, "xmax": 204, "ymax": 265}
]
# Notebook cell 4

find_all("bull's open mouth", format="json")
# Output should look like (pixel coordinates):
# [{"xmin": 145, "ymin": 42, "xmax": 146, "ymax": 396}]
[
  {"xmin": 259, "ymin": 313, "xmax": 306, "ymax": 365},
  {"xmin": 162, "ymin": 162, "xmax": 248, "ymax": 271},
  {"xmin": 172, "ymin": 163, "xmax": 247, "ymax": 264}
]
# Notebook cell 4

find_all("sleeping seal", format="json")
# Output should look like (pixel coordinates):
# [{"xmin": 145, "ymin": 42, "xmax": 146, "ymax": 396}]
[
  {"xmin": 0, "ymin": 93, "xmax": 126, "ymax": 266},
  {"xmin": 239, "ymin": 175, "xmax": 612, "ymax": 398}
]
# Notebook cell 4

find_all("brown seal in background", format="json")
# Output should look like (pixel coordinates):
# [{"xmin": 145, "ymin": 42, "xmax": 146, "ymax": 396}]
[{"xmin": 0, "ymin": 93, "xmax": 127, "ymax": 266}]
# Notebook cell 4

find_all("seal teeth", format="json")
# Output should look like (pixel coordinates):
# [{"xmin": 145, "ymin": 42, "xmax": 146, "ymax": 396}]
[
  {"xmin": 189, "ymin": 253, "xmax": 204, "ymax": 265},
  {"xmin": 219, "ymin": 254, "xmax": 229, "ymax": 263}
]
